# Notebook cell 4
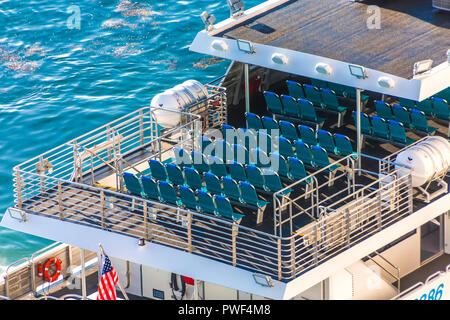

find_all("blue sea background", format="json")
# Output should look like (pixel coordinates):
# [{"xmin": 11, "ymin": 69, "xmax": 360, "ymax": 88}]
[{"xmin": 0, "ymin": 0, "xmax": 262, "ymax": 272}]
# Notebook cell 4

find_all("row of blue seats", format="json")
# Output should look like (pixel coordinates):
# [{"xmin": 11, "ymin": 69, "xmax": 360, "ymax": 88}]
[
  {"xmin": 433, "ymin": 87, "xmax": 450, "ymax": 103},
  {"xmin": 353, "ymin": 112, "xmax": 416, "ymax": 146},
  {"xmin": 303, "ymin": 78, "xmax": 371, "ymax": 102},
  {"xmin": 244, "ymin": 113, "xmax": 355, "ymax": 156},
  {"xmin": 397, "ymin": 96, "xmax": 449, "ymax": 120},
  {"xmin": 123, "ymin": 172, "xmax": 245, "ymax": 224},
  {"xmin": 374, "ymin": 101, "xmax": 438, "ymax": 135}
]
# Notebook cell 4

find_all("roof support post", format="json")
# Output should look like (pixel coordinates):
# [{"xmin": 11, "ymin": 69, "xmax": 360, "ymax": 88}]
[
  {"xmin": 356, "ymin": 88, "xmax": 362, "ymax": 174},
  {"xmin": 244, "ymin": 63, "xmax": 250, "ymax": 113},
  {"xmin": 80, "ymin": 248, "xmax": 87, "ymax": 300}
]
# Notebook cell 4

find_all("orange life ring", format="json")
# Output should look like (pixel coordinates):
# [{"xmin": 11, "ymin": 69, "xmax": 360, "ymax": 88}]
[{"xmin": 43, "ymin": 257, "xmax": 62, "ymax": 282}]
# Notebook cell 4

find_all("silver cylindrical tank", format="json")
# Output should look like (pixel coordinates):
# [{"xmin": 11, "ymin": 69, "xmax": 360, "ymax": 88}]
[
  {"xmin": 395, "ymin": 136, "xmax": 450, "ymax": 187},
  {"xmin": 150, "ymin": 80, "xmax": 208, "ymax": 127}
]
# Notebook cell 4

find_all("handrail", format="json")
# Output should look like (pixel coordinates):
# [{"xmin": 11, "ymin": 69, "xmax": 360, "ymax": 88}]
[
  {"xmin": 366, "ymin": 253, "xmax": 401, "ymax": 293},
  {"xmin": 0, "ymin": 295, "xmax": 11, "ymax": 300}
]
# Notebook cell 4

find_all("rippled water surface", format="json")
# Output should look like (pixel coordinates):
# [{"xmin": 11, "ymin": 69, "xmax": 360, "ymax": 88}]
[{"xmin": 0, "ymin": 0, "xmax": 263, "ymax": 272}]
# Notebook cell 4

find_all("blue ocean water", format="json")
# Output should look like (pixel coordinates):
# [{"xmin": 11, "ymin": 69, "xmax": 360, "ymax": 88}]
[{"xmin": 0, "ymin": 0, "xmax": 262, "ymax": 272}]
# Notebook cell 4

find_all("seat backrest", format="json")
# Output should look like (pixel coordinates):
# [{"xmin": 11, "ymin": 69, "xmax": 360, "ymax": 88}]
[
  {"xmin": 281, "ymin": 95, "xmax": 300, "ymax": 117},
  {"xmin": 392, "ymin": 104, "xmax": 411, "ymax": 126},
  {"xmin": 436, "ymin": 87, "xmax": 450, "ymax": 102},
  {"xmin": 141, "ymin": 176, "xmax": 159, "ymax": 200},
  {"xmin": 174, "ymin": 147, "xmax": 192, "ymax": 168},
  {"xmin": 184, "ymin": 167, "xmax": 203, "ymax": 190},
  {"xmin": 298, "ymin": 125, "xmax": 318, "ymax": 146},
  {"xmin": 287, "ymin": 157, "xmax": 307, "ymax": 180},
  {"xmin": 158, "ymin": 181, "xmax": 178, "ymax": 205},
  {"xmin": 302, "ymin": 84, "xmax": 322, "ymax": 105},
  {"xmin": 375, "ymin": 100, "xmax": 393, "ymax": 120},
  {"xmin": 257, "ymin": 131, "xmax": 272, "ymax": 154},
  {"xmin": 299, "ymin": 98, "xmax": 318, "ymax": 121},
  {"xmin": 179, "ymin": 186, "xmax": 198, "ymax": 210},
  {"xmin": 279, "ymin": 120, "xmax": 299, "ymax": 142},
  {"xmin": 261, "ymin": 116, "xmax": 280, "ymax": 135},
  {"xmin": 398, "ymin": 97, "xmax": 416, "ymax": 109},
  {"xmin": 317, "ymin": 129, "xmax": 336, "ymax": 153},
  {"xmin": 278, "ymin": 136, "xmax": 295, "ymax": 158},
  {"xmin": 213, "ymin": 195, "xmax": 235, "ymax": 220},
  {"xmin": 334, "ymin": 134, "xmax": 354, "ymax": 156},
  {"xmin": 311, "ymin": 78, "xmax": 328, "ymax": 89},
  {"xmin": 239, "ymin": 181, "xmax": 259, "ymax": 206},
  {"xmin": 246, "ymin": 165, "xmax": 266, "ymax": 190},
  {"xmin": 328, "ymin": 82, "xmax": 347, "ymax": 97},
  {"xmin": 221, "ymin": 124, "xmax": 238, "ymax": 145},
  {"xmin": 233, "ymin": 144, "xmax": 250, "ymax": 165},
  {"xmin": 388, "ymin": 120, "xmax": 406, "ymax": 144},
  {"xmin": 250, "ymin": 148, "xmax": 270, "ymax": 168},
  {"xmin": 123, "ymin": 172, "xmax": 142, "ymax": 196},
  {"xmin": 191, "ymin": 150, "xmax": 210, "ymax": 173},
  {"xmin": 245, "ymin": 112, "xmax": 263, "ymax": 131},
  {"xmin": 353, "ymin": 112, "xmax": 372, "ymax": 135},
  {"xmin": 198, "ymin": 136, "xmax": 213, "ymax": 155},
  {"xmin": 416, "ymin": 99, "xmax": 433, "ymax": 116},
  {"xmin": 270, "ymin": 153, "xmax": 289, "ymax": 178},
  {"xmin": 204, "ymin": 172, "xmax": 222, "ymax": 195},
  {"xmin": 370, "ymin": 116, "xmax": 389, "ymax": 139},
  {"xmin": 320, "ymin": 88, "xmax": 339, "ymax": 108},
  {"xmin": 214, "ymin": 139, "xmax": 234, "ymax": 163},
  {"xmin": 222, "ymin": 177, "xmax": 241, "ymax": 202},
  {"xmin": 432, "ymin": 97, "xmax": 449, "ymax": 120},
  {"xmin": 149, "ymin": 159, "xmax": 167, "ymax": 181},
  {"xmin": 237, "ymin": 128, "xmax": 258, "ymax": 151},
  {"xmin": 208, "ymin": 155, "xmax": 228, "ymax": 178},
  {"xmin": 311, "ymin": 145, "xmax": 330, "ymax": 168},
  {"xmin": 294, "ymin": 140, "xmax": 313, "ymax": 166},
  {"xmin": 262, "ymin": 169, "xmax": 283, "ymax": 192},
  {"xmin": 166, "ymin": 163, "xmax": 185, "ymax": 186},
  {"xmin": 264, "ymin": 91, "xmax": 283, "ymax": 114},
  {"xmin": 197, "ymin": 190, "xmax": 216, "ymax": 215},
  {"xmin": 229, "ymin": 160, "xmax": 247, "ymax": 182},
  {"xmin": 410, "ymin": 109, "xmax": 428, "ymax": 131},
  {"xmin": 286, "ymin": 80, "xmax": 305, "ymax": 99}
]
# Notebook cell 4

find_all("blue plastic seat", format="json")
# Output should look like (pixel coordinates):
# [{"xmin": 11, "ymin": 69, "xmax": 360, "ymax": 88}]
[
  {"xmin": 233, "ymin": 144, "xmax": 250, "ymax": 165},
  {"xmin": 198, "ymin": 136, "xmax": 214, "ymax": 156},
  {"xmin": 436, "ymin": 88, "xmax": 450, "ymax": 102},
  {"xmin": 432, "ymin": 97, "xmax": 450, "ymax": 120},
  {"xmin": 302, "ymin": 84, "xmax": 324, "ymax": 107},
  {"xmin": 123, "ymin": 172, "xmax": 142, "ymax": 196},
  {"xmin": 295, "ymin": 140, "xmax": 314, "ymax": 167},
  {"xmin": 184, "ymin": 167, "xmax": 204, "ymax": 190},
  {"xmin": 173, "ymin": 147, "xmax": 192, "ymax": 168},
  {"xmin": 222, "ymin": 177, "xmax": 242, "ymax": 202},
  {"xmin": 375, "ymin": 100, "xmax": 393, "ymax": 120},
  {"xmin": 208, "ymin": 155, "xmax": 228, "ymax": 178},
  {"xmin": 328, "ymin": 82, "xmax": 347, "ymax": 97},
  {"xmin": 311, "ymin": 79, "xmax": 328, "ymax": 90},
  {"xmin": 398, "ymin": 97, "xmax": 416, "ymax": 110},
  {"xmin": 370, "ymin": 116, "xmax": 389, "ymax": 139},
  {"xmin": 353, "ymin": 112, "xmax": 372, "ymax": 135},
  {"xmin": 250, "ymin": 148, "xmax": 271, "ymax": 168},
  {"xmin": 392, "ymin": 104, "xmax": 412, "ymax": 127},
  {"xmin": 410, "ymin": 109, "xmax": 438, "ymax": 135},
  {"xmin": 197, "ymin": 190, "xmax": 216, "ymax": 215},
  {"xmin": 141, "ymin": 176, "xmax": 160, "ymax": 201},
  {"xmin": 204, "ymin": 172, "xmax": 223, "ymax": 195},
  {"xmin": 345, "ymin": 87, "xmax": 370, "ymax": 102},
  {"xmin": 179, "ymin": 186, "xmax": 199, "ymax": 211},
  {"xmin": 158, "ymin": 181, "xmax": 181, "ymax": 206},
  {"xmin": 257, "ymin": 131, "xmax": 272, "ymax": 154},
  {"xmin": 239, "ymin": 181, "xmax": 269, "ymax": 224},
  {"xmin": 214, "ymin": 139, "xmax": 234, "ymax": 163},
  {"xmin": 264, "ymin": 91, "xmax": 283, "ymax": 115},
  {"xmin": 270, "ymin": 153, "xmax": 289, "ymax": 178},
  {"xmin": 317, "ymin": 129, "xmax": 336, "ymax": 154},
  {"xmin": 286, "ymin": 80, "xmax": 305, "ymax": 99},
  {"xmin": 261, "ymin": 116, "xmax": 280, "ymax": 136},
  {"xmin": 278, "ymin": 136, "xmax": 295, "ymax": 158},
  {"xmin": 221, "ymin": 124, "xmax": 239, "ymax": 145},
  {"xmin": 334, "ymin": 134, "xmax": 354, "ymax": 156},
  {"xmin": 320, "ymin": 88, "xmax": 348, "ymax": 127},
  {"xmin": 279, "ymin": 120, "xmax": 299, "ymax": 142},
  {"xmin": 262, "ymin": 169, "xmax": 291, "ymax": 195},
  {"xmin": 298, "ymin": 98, "xmax": 326, "ymax": 129},
  {"xmin": 237, "ymin": 128, "xmax": 258, "ymax": 151},
  {"xmin": 287, "ymin": 157, "xmax": 308, "ymax": 181},
  {"xmin": 166, "ymin": 163, "xmax": 185, "ymax": 186},
  {"xmin": 214, "ymin": 195, "xmax": 245, "ymax": 224},
  {"xmin": 227, "ymin": 160, "xmax": 245, "ymax": 181},
  {"xmin": 311, "ymin": 145, "xmax": 339, "ymax": 169},
  {"xmin": 281, "ymin": 95, "xmax": 301, "ymax": 118},
  {"xmin": 388, "ymin": 120, "xmax": 415, "ymax": 145},
  {"xmin": 298, "ymin": 125, "xmax": 318, "ymax": 146},
  {"xmin": 149, "ymin": 159, "xmax": 167, "ymax": 181},
  {"xmin": 246, "ymin": 165, "xmax": 268, "ymax": 191},
  {"xmin": 416, "ymin": 99, "xmax": 433, "ymax": 116},
  {"xmin": 246, "ymin": 112, "xmax": 264, "ymax": 131},
  {"xmin": 191, "ymin": 150, "xmax": 210, "ymax": 173}
]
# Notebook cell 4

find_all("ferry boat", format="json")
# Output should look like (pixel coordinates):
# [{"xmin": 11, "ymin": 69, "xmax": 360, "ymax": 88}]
[{"xmin": 1, "ymin": 0, "xmax": 449, "ymax": 300}]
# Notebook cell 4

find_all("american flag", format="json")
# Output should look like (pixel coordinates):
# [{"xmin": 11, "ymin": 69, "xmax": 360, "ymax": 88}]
[{"xmin": 97, "ymin": 255, "xmax": 119, "ymax": 300}]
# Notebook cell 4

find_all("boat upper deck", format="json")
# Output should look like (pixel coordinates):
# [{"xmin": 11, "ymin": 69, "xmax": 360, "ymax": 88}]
[{"xmin": 214, "ymin": 0, "xmax": 450, "ymax": 79}]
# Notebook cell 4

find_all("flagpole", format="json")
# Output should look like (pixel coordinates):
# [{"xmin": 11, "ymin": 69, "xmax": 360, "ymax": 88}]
[{"xmin": 99, "ymin": 243, "xmax": 129, "ymax": 300}]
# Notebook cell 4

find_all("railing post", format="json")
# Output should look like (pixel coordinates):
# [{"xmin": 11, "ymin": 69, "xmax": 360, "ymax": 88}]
[
  {"xmin": 139, "ymin": 109, "xmax": 144, "ymax": 147},
  {"xmin": 143, "ymin": 201, "xmax": 148, "ymax": 241},
  {"xmin": 187, "ymin": 212, "xmax": 192, "ymax": 253},
  {"xmin": 314, "ymin": 224, "xmax": 319, "ymax": 266},
  {"xmin": 232, "ymin": 225, "xmax": 238, "ymax": 267},
  {"xmin": 100, "ymin": 190, "xmax": 105, "ymax": 230},
  {"xmin": 290, "ymin": 237, "xmax": 295, "ymax": 279},
  {"xmin": 345, "ymin": 208, "xmax": 350, "ymax": 248},
  {"xmin": 15, "ymin": 170, "xmax": 22, "ymax": 210},
  {"xmin": 58, "ymin": 180, "xmax": 63, "ymax": 220},
  {"xmin": 277, "ymin": 238, "xmax": 282, "ymax": 281}
]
